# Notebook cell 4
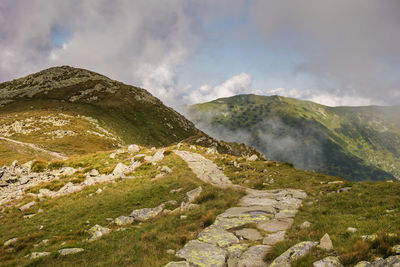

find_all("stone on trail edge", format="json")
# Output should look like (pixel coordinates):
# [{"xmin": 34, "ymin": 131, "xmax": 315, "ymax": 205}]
[
  {"xmin": 269, "ymin": 241, "xmax": 318, "ymax": 267},
  {"xmin": 165, "ymin": 150, "xmax": 308, "ymax": 267}
]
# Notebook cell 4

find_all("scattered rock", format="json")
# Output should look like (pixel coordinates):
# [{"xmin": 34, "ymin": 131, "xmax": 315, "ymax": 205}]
[
  {"xmin": 58, "ymin": 248, "xmax": 84, "ymax": 256},
  {"xmin": 393, "ymin": 245, "xmax": 400, "ymax": 254},
  {"xmin": 112, "ymin": 163, "xmax": 129, "ymax": 177},
  {"xmin": 96, "ymin": 188, "xmax": 102, "ymax": 194},
  {"xmin": 129, "ymin": 203, "xmax": 165, "ymax": 221},
  {"xmin": 263, "ymin": 231, "xmax": 286, "ymax": 245},
  {"xmin": 3, "ymin": 237, "xmax": 18, "ymax": 247},
  {"xmin": 237, "ymin": 245, "xmax": 271, "ymax": 267},
  {"xmin": 161, "ymin": 166, "xmax": 172, "ymax": 173},
  {"xmin": 170, "ymin": 188, "xmax": 183, "ymax": 194},
  {"xmin": 247, "ymin": 154, "xmax": 258, "ymax": 161},
  {"xmin": 347, "ymin": 227, "xmax": 358, "ymax": 233},
  {"xmin": 313, "ymin": 256, "xmax": 343, "ymax": 267},
  {"xmin": 269, "ymin": 241, "xmax": 317, "ymax": 266},
  {"xmin": 180, "ymin": 215, "xmax": 187, "ymax": 219},
  {"xmin": 328, "ymin": 181, "xmax": 343, "ymax": 184},
  {"xmin": 300, "ymin": 221, "xmax": 312, "ymax": 229},
  {"xmin": 87, "ymin": 224, "xmax": 111, "ymax": 241},
  {"xmin": 127, "ymin": 144, "xmax": 140, "ymax": 153},
  {"xmin": 166, "ymin": 249, "xmax": 175, "ymax": 255},
  {"xmin": 164, "ymin": 261, "xmax": 193, "ymax": 267},
  {"xmin": 30, "ymin": 252, "xmax": 51, "ymax": 259},
  {"xmin": 176, "ymin": 240, "xmax": 228, "ymax": 267},
  {"xmin": 144, "ymin": 150, "xmax": 165, "ymax": 163},
  {"xmin": 19, "ymin": 201, "xmax": 36, "ymax": 211},
  {"xmin": 318, "ymin": 233, "xmax": 333, "ymax": 250},
  {"xmin": 113, "ymin": 216, "xmax": 135, "ymax": 226},
  {"xmin": 185, "ymin": 186, "xmax": 202, "ymax": 203},
  {"xmin": 361, "ymin": 234, "xmax": 378, "ymax": 241},
  {"xmin": 89, "ymin": 169, "xmax": 99, "ymax": 177},
  {"xmin": 234, "ymin": 228, "xmax": 263, "ymax": 241},
  {"xmin": 337, "ymin": 187, "xmax": 352, "ymax": 193}
]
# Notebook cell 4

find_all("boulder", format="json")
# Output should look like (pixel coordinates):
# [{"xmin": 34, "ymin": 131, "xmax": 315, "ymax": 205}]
[
  {"xmin": 87, "ymin": 224, "xmax": 111, "ymax": 241},
  {"xmin": 127, "ymin": 144, "xmax": 140, "ymax": 153},
  {"xmin": 234, "ymin": 228, "xmax": 263, "ymax": 241},
  {"xmin": 3, "ymin": 237, "xmax": 18, "ymax": 247},
  {"xmin": 113, "ymin": 216, "xmax": 135, "ymax": 226},
  {"xmin": 144, "ymin": 150, "xmax": 165, "ymax": 163},
  {"xmin": 30, "ymin": 252, "xmax": 51, "ymax": 259},
  {"xmin": 164, "ymin": 261, "xmax": 193, "ymax": 267},
  {"xmin": 300, "ymin": 221, "xmax": 312, "ymax": 229},
  {"xmin": 112, "ymin": 163, "xmax": 129, "ymax": 177},
  {"xmin": 161, "ymin": 166, "xmax": 172, "ymax": 173},
  {"xmin": 58, "ymin": 248, "xmax": 84, "ymax": 256},
  {"xmin": 185, "ymin": 186, "xmax": 202, "ymax": 203},
  {"xmin": 313, "ymin": 256, "xmax": 343, "ymax": 267},
  {"xmin": 318, "ymin": 233, "xmax": 333, "ymax": 250},
  {"xmin": 247, "ymin": 155, "xmax": 258, "ymax": 161},
  {"xmin": 176, "ymin": 240, "xmax": 228, "ymax": 267},
  {"xmin": 263, "ymin": 231, "xmax": 286, "ymax": 245},
  {"xmin": 19, "ymin": 201, "xmax": 36, "ymax": 211},
  {"xmin": 89, "ymin": 169, "xmax": 99, "ymax": 177},
  {"xmin": 347, "ymin": 227, "xmax": 358, "ymax": 233},
  {"xmin": 129, "ymin": 203, "xmax": 165, "ymax": 221},
  {"xmin": 269, "ymin": 241, "xmax": 318, "ymax": 267},
  {"xmin": 237, "ymin": 245, "xmax": 271, "ymax": 267},
  {"xmin": 393, "ymin": 245, "xmax": 400, "ymax": 254}
]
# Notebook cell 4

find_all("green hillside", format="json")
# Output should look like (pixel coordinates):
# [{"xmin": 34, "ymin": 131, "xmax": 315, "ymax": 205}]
[{"xmin": 188, "ymin": 94, "xmax": 400, "ymax": 181}]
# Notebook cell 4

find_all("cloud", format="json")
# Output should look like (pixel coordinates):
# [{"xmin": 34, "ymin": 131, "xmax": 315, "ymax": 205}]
[
  {"xmin": 0, "ymin": 0, "xmax": 198, "ymax": 105},
  {"xmin": 268, "ymin": 88, "xmax": 381, "ymax": 107},
  {"xmin": 251, "ymin": 0, "xmax": 400, "ymax": 105},
  {"xmin": 183, "ymin": 72, "xmax": 253, "ymax": 104}
]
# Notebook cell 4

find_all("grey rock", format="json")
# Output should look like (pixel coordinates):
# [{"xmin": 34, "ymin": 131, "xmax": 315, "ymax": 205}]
[
  {"xmin": 87, "ymin": 224, "xmax": 111, "ymax": 241},
  {"xmin": 166, "ymin": 249, "xmax": 175, "ymax": 255},
  {"xmin": 58, "ymin": 248, "xmax": 84, "ymax": 256},
  {"xmin": 337, "ymin": 187, "xmax": 352, "ymax": 193},
  {"xmin": 176, "ymin": 240, "xmax": 228, "ymax": 267},
  {"xmin": 161, "ymin": 166, "xmax": 172, "ymax": 173},
  {"xmin": 257, "ymin": 219, "xmax": 293, "ymax": 233},
  {"xmin": 234, "ymin": 228, "xmax": 263, "ymax": 241},
  {"xmin": 112, "ymin": 163, "xmax": 129, "ymax": 177},
  {"xmin": 318, "ymin": 233, "xmax": 333, "ymax": 250},
  {"xmin": 30, "ymin": 252, "xmax": 51, "ymax": 259},
  {"xmin": 263, "ymin": 231, "xmax": 286, "ymax": 245},
  {"xmin": 19, "ymin": 201, "xmax": 36, "ymax": 211},
  {"xmin": 144, "ymin": 150, "xmax": 165, "ymax": 163},
  {"xmin": 219, "ymin": 206, "xmax": 275, "ymax": 219},
  {"xmin": 127, "ymin": 144, "xmax": 140, "ymax": 153},
  {"xmin": 113, "ymin": 216, "xmax": 135, "ymax": 226},
  {"xmin": 237, "ymin": 245, "xmax": 271, "ymax": 267},
  {"xmin": 89, "ymin": 169, "xmax": 99, "ymax": 177},
  {"xmin": 269, "ymin": 241, "xmax": 318, "ymax": 267},
  {"xmin": 129, "ymin": 203, "xmax": 165, "ymax": 221},
  {"xmin": 164, "ymin": 261, "xmax": 193, "ymax": 267},
  {"xmin": 239, "ymin": 195, "xmax": 278, "ymax": 206},
  {"xmin": 198, "ymin": 226, "xmax": 240, "ymax": 247},
  {"xmin": 313, "ymin": 256, "xmax": 343, "ymax": 267},
  {"xmin": 347, "ymin": 227, "xmax": 358, "ymax": 233},
  {"xmin": 3, "ymin": 237, "xmax": 18, "ymax": 247},
  {"xmin": 185, "ymin": 186, "xmax": 202, "ymax": 203},
  {"xmin": 247, "ymin": 154, "xmax": 258, "ymax": 161},
  {"xmin": 300, "ymin": 221, "xmax": 312, "ymax": 229},
  {"xmin": 393, "ymin": 245, "xmax": 400, "ymax": 254}
]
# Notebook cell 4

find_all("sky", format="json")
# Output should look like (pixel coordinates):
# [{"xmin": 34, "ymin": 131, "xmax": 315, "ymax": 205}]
[{"xmin": 1, "ymin": 0, "xmax": 400, "ymax": 107}]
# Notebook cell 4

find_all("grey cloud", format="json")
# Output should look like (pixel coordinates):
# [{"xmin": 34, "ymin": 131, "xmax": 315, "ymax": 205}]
[{"xmin": 251, "ymin": 0, "xmax": 400, "ymax": 105}]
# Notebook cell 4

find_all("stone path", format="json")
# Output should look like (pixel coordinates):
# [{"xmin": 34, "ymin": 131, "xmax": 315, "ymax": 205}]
[
  {"xmin": 166, "ymin": 151, "xmax": 307, "ymax": 267},
  {"xmin": 0, "ymin": 136, "xmax": 67, "ymax": 160}
]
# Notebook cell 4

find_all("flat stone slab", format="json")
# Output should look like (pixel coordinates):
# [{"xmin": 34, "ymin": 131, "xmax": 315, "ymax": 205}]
[
  {"xmin": 235, "ymin": 228, "xmax": 263, "ymax": 241},
  {"xmin": 257, "ymin": 219, "xmax": 293, "ymax": 233},
  {"xmin": 198, "ymin": 226, "xmax": 239, "ymax": 247},
  {"xmin": 176, "ymin": 240, "xmax": 228, "ymax": 267},
  {"xmin": 269, "ymin": 241, "xmax": 318, "ymax": 267},
  {"xmin": 58, "ymin": 248, "xmax": 84, "ymax": 256},
  {"xmin": 219, "ymin": 206, "xmax": 275, "ymax": 218},
  {"xmin": 213, "ymin": 216, "xmax": 269, "ymax": 230},
  {"xmin": 263, "ymin": 231, "xmax": 286, "ymax": 245},
  {"xmin": 129, "ymin": 204, "xmax": 164, "ymax": 221},
  {"xmin": 239, "ymin": 195, "xmax": 278, "ymax": 207},
  {"xmin": 313, "ymin": 256, "xmax": 343, "ymax": 267},
  {"xmin": 237, "ymin": 245, "xmax": 271, "ymax": 267},
  {"xmin": 164, "ymin": 261, "xmax": 194, "ymax": 267}
]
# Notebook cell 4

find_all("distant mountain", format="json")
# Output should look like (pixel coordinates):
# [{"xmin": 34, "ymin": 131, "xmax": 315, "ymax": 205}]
[{"xmin": 187, "ymin": 94, "xmax": 400, "ymax": 181}]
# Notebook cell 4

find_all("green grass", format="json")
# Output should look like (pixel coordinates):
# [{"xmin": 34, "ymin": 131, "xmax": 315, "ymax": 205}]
[{"xmin": 0, "ymin": 153, "xmax": 244, "ymax": 266}]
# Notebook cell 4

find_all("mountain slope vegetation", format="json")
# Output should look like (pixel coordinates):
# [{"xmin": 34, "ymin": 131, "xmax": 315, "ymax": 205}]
[{"xmin": 187, "ymin": 94, "xmax": 400, "ymax": 181}]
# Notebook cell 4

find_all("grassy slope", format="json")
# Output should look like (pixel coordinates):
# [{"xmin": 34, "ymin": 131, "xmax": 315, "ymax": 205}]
[
  {"xmin": 1, "ymin": 145, "xmax": 399, "ymax": 266},
  {"xmin": 0, "ymin": 66, "xmax": 199, "ymax": 160},
  {"xmin": 188, "ymin": 94, "xmax": 400, "ymax": 181}
]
